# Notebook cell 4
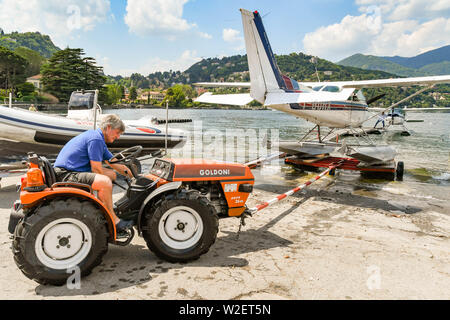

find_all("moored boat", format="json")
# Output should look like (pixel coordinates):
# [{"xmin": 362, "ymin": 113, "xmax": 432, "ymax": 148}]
[{"xmin": 0, "ymin": 90, "xmax": 187, "ymax": 158}]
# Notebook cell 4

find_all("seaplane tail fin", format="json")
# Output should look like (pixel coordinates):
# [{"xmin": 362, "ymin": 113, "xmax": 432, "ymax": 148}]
[
  {"xmin": 240, "ymin": 9, "xmax": 285, "ymax": 103},
  {"xmin": 241, "ymin": 9, "xmax": 312, "ymax": 104}
]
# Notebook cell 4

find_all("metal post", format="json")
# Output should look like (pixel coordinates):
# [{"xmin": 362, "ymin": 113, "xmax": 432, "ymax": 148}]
[
  {"xmin": 9, "ymin": 92, "xmax": 12, "ymax": 108},
  {"xmin": 93, "ymin": 90, "xmax": 99, "ymax": 130},
  {"xmin": 165, "ymin": 100, "xmax": 169, "ymax": 154}
]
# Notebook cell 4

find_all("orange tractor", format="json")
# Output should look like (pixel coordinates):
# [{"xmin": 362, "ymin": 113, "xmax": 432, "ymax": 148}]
[{"xmin": 9, "ymin": 147, "xmax": 254, "ymax": 285}]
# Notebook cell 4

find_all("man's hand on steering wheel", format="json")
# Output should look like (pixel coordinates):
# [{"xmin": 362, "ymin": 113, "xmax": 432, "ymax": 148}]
[
  {"xmin": 108, "ymin": 146, "xmax": 143, "ymax": 178},
  {"xmin": 109, "ymin": 146, "xmax": 143, "ymax": 165}
]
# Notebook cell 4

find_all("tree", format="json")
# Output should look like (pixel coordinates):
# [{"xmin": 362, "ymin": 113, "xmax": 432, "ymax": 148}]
[
  {"xmin": 16, "ymin": 82, "xmax": 35, "ymax": 97},
  {"xmin": 104, "ymin": 84, "xmax": 123, "ymax": 105},
  {"xmin": 0, "ymin": 46, "xmax": 29, "ymax": 92},
  {"xmin": 14, "ymin": 46, "xmax": 46, "ymax": 77},
  {"xmin": 163, "ymin": 85, "xmax": 186, "ymax": 108},
  {"xmin": 129, "ymin": 86, "xmax": 137, "ymax": 101},
  {"xmin": 41, "ymin": 48, "xmax": 106, "ymax": 102}
]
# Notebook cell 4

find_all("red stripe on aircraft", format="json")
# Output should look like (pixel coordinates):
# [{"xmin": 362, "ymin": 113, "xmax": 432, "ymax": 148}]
[{"xmin": 282, "ymin": 75, "xmax": 294, "ymax": 90}]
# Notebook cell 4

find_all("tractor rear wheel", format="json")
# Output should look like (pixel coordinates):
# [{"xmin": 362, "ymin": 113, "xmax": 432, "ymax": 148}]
[
  {"xmin": 142, "ymin": 189, "xmax": 219, "ymax": 263},
  {"xmin": 12, "ymin": 198, "xmax": 109, "ymax": 286}
]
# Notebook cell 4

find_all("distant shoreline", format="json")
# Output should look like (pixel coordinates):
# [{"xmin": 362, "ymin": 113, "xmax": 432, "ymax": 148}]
[
  {"xmin": 7, "ymin": 103, "xmax": 270, "ymax": 112},
  {"xmin": 4, "ymin": 103, "xmax": 448, "ymax": 112}
]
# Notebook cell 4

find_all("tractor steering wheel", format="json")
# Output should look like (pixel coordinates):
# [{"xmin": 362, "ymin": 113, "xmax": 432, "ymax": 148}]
[
  {"xmin": 109, "ymin": 146, "xmax": 143, "ymax": 179},
  {"xmin": 109, "ymin": 146, "xmax": 143, "ymax": 164}
]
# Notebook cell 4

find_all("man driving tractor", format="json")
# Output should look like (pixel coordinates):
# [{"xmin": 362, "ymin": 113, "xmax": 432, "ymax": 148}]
[{"xmin": 53, "ymin": 114, "xmax": 134, "ymax": 232}]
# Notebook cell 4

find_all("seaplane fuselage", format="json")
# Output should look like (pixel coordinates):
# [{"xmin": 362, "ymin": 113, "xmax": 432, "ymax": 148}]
[
  {"xmin": 264, "ymin": 86, "xmax": 370, "ymax": 128},
  {"xmin": 270, "ymin": 101, "xmax": 368, "ymax": 128}
]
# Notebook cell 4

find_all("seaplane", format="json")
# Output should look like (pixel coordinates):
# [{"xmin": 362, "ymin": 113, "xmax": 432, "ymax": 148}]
[{"xmin": 194, "ymin": 9, "xmax": 450, "ymax": 180}]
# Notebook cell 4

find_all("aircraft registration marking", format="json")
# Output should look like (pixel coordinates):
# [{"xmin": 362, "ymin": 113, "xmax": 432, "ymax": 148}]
[{"xmin": 310, "ymin": 102, "xmax": 331, "ymax": 110}]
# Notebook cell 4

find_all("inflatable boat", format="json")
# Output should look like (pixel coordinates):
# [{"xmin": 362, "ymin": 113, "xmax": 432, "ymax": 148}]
[{"xmin": 0, "ymin": 91, "xmax": 187, "ymax": 158}]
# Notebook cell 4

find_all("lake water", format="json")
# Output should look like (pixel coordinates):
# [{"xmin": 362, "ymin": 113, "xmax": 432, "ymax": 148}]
[
  {"xmin": 12, "ymin": 107, "xmax": 448, "ymax": 203},
  {"xmin": 100, "ymin": 108, "xmax": 450, "ymax": 201}
]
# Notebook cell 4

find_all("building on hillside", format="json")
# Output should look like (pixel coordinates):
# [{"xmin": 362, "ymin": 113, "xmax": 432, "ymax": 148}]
[
  {"xmin": 429, "ymin": 92, "xmax": 445, "ymax": 101},
  {"xmin": 138, "ymin": 91, "xmax": 166, "ymax": 103},
  {"xmin": 195, "ymin": 87, "xmax": 208, "ymax": 95},
  {"xmin": 150, "ymin": 91, "xmax": 165, "ymax": 102},
  {"xmin": 27, "ymin": 74, "xmax": 43, "ymax": 91}
]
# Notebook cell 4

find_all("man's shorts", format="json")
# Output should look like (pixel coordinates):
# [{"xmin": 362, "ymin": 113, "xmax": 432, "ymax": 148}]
[{"xmin": 54, "ymin": 167, "xmax": 97, "ymax": 186}]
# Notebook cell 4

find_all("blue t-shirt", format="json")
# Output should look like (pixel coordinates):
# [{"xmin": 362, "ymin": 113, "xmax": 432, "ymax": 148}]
[{"xmin": 54, "ymin": 128, "xmax": 114, "ymax": 172}]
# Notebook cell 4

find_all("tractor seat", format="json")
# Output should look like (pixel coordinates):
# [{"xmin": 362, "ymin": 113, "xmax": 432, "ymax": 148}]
[
  {"xmin": 40, "ymin": 156, "xmax": 57, "ymax": 188},
  {"xmin": 39, "ymin": 157, "xmax": 93, "ymax": 193}
]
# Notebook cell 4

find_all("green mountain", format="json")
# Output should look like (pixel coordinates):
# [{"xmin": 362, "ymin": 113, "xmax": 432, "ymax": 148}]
[
  {"xmin": 106, "ymin": 51, "xmax": 449, "ymax": 108},
  {"xmin": 141, "ymin": 52, "xmax": 396, "ymax": 89},
  {"xmin": 0, "ymin": 31, "xmax": 60, "ymax": 58},
  {"xmin": 338, "ymin": 54, "xmax": 428, "ymax": 77},
  {"xmin": 417, "ymin": 61, "xmax": 450, "ymax": 75},
  {"xmin": 338, "ymin": 45, "xmax": 450, "ymax": 77},
  {"xmin": 382, "ymin": 45, "xmax": 450, "ymax": 69}
]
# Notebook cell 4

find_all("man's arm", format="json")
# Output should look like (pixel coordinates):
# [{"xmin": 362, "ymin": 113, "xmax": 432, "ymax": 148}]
[
  {"xmin": 105, "ymin": 161, "xmax": 133, "ymax": 178},
  {"xmin": 91, "ymin": 160, "xmax": 133, "ymax": 178},
  {"xmin": 90, "ymin": 161, "xmax": 105, "ymax": 175}
]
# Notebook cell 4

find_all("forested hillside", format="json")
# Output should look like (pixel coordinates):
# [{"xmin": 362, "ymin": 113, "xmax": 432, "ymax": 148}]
[{"xmin": 0, "ymin": 30, "xmax": 60, "ymax": 58}]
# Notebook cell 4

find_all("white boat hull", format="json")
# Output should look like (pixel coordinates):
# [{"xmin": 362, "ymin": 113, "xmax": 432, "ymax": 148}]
[{"xmin": 0, "ymin": 106, "xmax": 187, "ymax": 158}]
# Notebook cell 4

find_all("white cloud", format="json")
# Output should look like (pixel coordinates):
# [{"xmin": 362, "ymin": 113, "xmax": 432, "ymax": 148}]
[
  {"xmin": 222, "ymin": 28, "xmax": 245, "ymax": 51},
  {"xmin": 124, "ymin": 0, "xmax": 211, "ymax": 40},
  {"xmin": 303, "ymin": 0, "xmax": 450, "ymax": 61},
  {"xmin": 0, "ymin": 0, "xmax": 111, "ymax": 47},
  {"xmin": 124, "ymin": 0, "xmax": 192, "ymax": 39},
  {"xmin": 114, "ymin": 50, "xmax": 201, "ymax": 76},
  {"xmin": 199, "ymin": 32, "xmax": 213, "ymax": 40},
  {"xmin": 223, "ymin": 28, "xmax": 243, "ymax": 43}
]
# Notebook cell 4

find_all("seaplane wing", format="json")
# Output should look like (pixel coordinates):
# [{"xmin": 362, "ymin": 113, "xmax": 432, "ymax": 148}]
[
  {"xmin": 301, "ymin": 75, "xmax": 450, "ymax": 89},
  {"xmin": 195, "ymin": 92, "xmax": 254, "ymax": 106},
  {"xmin": 194, "ymin": 82, "xmax": 251, "ymax": 88},
  {"xmin": 196, "ymin": 75, "xmax": 450, "ymax": 92}
]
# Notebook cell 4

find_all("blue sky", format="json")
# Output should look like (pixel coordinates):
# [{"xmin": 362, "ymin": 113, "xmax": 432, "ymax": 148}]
[{"xmin": 1, "ymin": 0, "xmax": 449, "ymax": 76}]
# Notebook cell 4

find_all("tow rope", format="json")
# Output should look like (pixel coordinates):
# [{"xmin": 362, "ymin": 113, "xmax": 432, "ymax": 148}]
[
  {"xmin": 236, "ymin": 157, "xmax": 343, "ymax": 238},
  {"xmin": 248, "ymin": 160, "xmax": 343, "ymax": 214}
]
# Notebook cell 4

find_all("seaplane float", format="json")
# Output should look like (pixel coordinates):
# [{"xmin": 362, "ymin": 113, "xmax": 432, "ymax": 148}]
[
  {"xmin": 195, "ymin": 9, "xmax": 450, "ymax": 180},
  {"xmin": 0, "ymin": 90, "xmax": 187, "ymax": 160}
]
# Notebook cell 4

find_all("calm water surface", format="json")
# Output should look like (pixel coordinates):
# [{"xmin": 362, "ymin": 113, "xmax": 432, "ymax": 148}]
[
  {"xmin": 103, "ymin": 108, "xmax": 450, "ymax": 195},
  {"xmin": 39, "ymin": 108, "xmax": 450, "ymax": 202}
]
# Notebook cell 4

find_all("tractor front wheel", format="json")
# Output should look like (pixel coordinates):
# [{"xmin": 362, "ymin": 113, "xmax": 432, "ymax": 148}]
[{"xmin": 142, "ymin": 190, "xmax": 219, "ymax": 263}]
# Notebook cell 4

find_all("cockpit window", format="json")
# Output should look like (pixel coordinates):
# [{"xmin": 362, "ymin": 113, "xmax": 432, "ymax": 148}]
[
  {"xmin": 356, "ymin": 90, "xmax": 366, "ymax": 102},
  {"xmin": 312, "ymin": 86, "xmax": 323, "ymax": 91},
  {"xmin": 322, "ymin": 86, "xmax": 341, "ymax": 92}
]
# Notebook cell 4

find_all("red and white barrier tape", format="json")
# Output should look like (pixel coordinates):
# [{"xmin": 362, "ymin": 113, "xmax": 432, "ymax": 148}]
[
  {"xmin": 245, "ymin": 152, "xmax": 287, "ymax": 169},
  {"xmin": 248, "ymin": 161, "xmax": 342, "ymax": 213}
]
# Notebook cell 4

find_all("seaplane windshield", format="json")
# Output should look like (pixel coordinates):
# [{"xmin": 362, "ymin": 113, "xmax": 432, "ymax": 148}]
[
  {"xmin": 356, "ymin": 90, "xmax": 366, "ymax": 103},
  {"xmin": 321, "ymin": 86, "xmax": 341, "ymax": 92},
  {"xmin": 68, "ymin": 92, "xmax": 95, "ymax": 110}
]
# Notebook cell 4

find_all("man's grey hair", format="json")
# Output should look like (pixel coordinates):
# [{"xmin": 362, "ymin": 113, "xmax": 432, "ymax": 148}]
[{"xmin": 100, "ymin": 114, "xmax": 125, "ymax": 132}]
